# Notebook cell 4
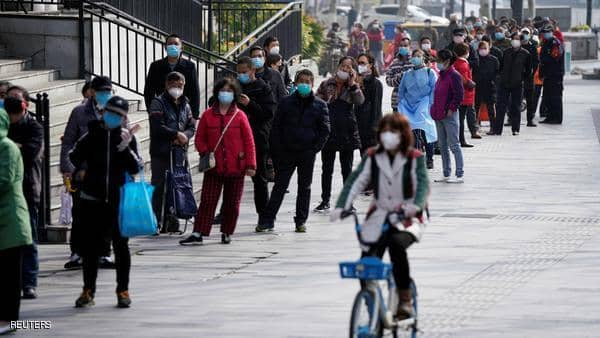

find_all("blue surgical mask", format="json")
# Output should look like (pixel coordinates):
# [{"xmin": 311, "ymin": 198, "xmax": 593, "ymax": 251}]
[
  {"xmin": 296, "ymin": 83, "xmax": 312, "ymax": 97},
  {"xmin": 251, "ymin": 57, "xmax": 265, "ymax": 69},
  {"xmin": 543, "ymin": 32, "xmax": 553, "ymax": 40},
  {"xmin": 495, "ymin": 32, "xmax": 505, "ymax": 40},
  {"xmin": 466, "ymin": 24, "xmax": 473, "ymax": 31},
  {"xmin": 218, "ymin": 91, "xmax": 234, "ymax": 105},
  {"xmin": 410, "ymin": 57, "xmax": 422, "ymax": 67},
  {"xmin": 103, "ymin": 111, "xmax": 122, "ymax": 129},
  {"xmin": 238, "ymin": 73, "xmax": 251, "ymax": 84},
  {"xmin": 522, "ymin": 34, "xmax": 530, "ymax": 41},
  {"xmin": 437, "ymin": 62, "xmax": 446, "ymax": 71},
  {"xmin": 0, "ymin": 99, "xmax": 4, "ymax": 110},
  {"xmin": 398, "ymin": 47, "xmax": 409, "ymax": 56},
  {"xmin": 166, "ymin": 45, "xmax": 180, "ymax": 58},
  {"xmin": 475, "ymin": 22, "xmax": 483, "ymax": 27},
  {"xmin": 95, "ymin": 91, "xmax": 112, "ymax": 109}
]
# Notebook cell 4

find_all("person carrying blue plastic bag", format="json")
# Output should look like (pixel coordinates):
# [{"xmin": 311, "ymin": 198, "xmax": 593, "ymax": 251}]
[
  {"xmin": 397, "ymin": 49, "xmax": 438, "ymax": 170},
  {"xmin": 68, "ymin": 94, "xmax": 143, "ymax": 309},
  {"xmin": 119, "ymin": 170, "xmax": 157, "ymax": 238}
]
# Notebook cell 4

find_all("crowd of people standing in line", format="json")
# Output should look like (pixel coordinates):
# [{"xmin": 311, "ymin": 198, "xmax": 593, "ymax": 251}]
[{"xmin": 0, "ymin": 12, "xmax": 566, "ymax": 329}]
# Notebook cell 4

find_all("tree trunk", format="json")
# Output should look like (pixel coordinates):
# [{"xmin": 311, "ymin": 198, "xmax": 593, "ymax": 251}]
[
  {"xmin": 399, "ymin": 0, "xmax": 408, "ymax": 19},
  {"xmin": 329, "ymin": 0, "xmax": 336, "ymax": 24},
  {"xmin": 529, "ymin": 0, "xmax": 536, "ymax": 19}
]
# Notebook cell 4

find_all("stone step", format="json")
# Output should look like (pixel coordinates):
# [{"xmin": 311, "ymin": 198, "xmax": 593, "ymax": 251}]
[
  {"xmin": 582, "ymin": 72, "xmax": 600, "ymax": 80},
  {"xmin": 0, "ymin": 58, "xmax": 32, "ymax": 75},
  {"xmin": 1, "ymin": 69, "xmax": 61, "ymax": 90},
  {"xmin": 0, "ymin": 45, "xmax": 7, "ymax": 58}
]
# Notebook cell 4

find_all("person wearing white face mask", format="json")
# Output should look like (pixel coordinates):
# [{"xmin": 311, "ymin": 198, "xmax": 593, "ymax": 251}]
[
  {"xmin": 331, "ymin": 113, "xmax": 430, "ymax": 320},
  {"xmin": 473, "ymin": 41, "xmax": 500, "ymax": 135},
  {"xmin": 494, "ymin": 32, "xmax": 532, "ymax": 136},
  {"xmin": 445, "ymin": 28, "xmax": 479, "ymax": 70},
  {"xmin": 520, "ymin": 28, "xmax": 540, "ymax": 127},
  {"xmin": 355, "ymin": 53, "xmax": 383, "ymax": 155},
  {"xmin": 148, "ymin": 71, "xmax": 196, "ymax": 233},
  {"xmin": 263, "ymin": 37, "xmax": 291, "ymax": 87}
]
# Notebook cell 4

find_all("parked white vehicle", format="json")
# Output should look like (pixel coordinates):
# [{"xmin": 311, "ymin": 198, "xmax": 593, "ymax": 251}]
[{"xmin": 362, "ymin": 5, "xmax": 449, "ymax": 25}]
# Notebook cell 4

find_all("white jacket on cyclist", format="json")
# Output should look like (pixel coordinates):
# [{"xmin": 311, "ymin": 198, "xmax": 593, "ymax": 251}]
[{"xmin": 334, "ymin": 147, "xmax": 430, "ymax": 243}]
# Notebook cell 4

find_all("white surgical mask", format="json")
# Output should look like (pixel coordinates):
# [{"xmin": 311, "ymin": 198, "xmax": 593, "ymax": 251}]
[
  {"xmin": 453, "ymin": 35, "xmax": 465, "ymax": 43},
  {"xmin": 380, "ymin": 131, "xmax": 401, "ymax": 151},
  {"xmin": 168, "ymin": 87, "xmax": 183, "ymax": 99},
  {"xmin": 476, "ymin": 34, "xmax": 483, "ymax": 40},
  {"xmin": 337, "ymin": 70, "xmax": 349, "ymax": 80},
  {"xmin": 358, "ymin": 64, "xmax": 370, "ymax": 75},
  {"xmin": 421, "ymin": 43, "xmax": 431, "ymax": 51},
  {"xmin": 269, "ymin": 46, "xmax": 280, "ymax": 55},
  {"xmin": 511, "ymin": 40, "xmax": 521, "ymax": 48},
  {"xmin": 478, "ymin": 49, "xmax": 490, "ymax": 57}
]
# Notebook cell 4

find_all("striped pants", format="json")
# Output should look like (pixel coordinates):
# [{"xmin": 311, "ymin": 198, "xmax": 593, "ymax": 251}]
[{"xmin": 194, "ymin": 174, "xmax": 245, "ymax": 236}]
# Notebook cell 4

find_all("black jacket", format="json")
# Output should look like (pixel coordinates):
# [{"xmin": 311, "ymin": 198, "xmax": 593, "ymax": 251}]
[
  {"xmin": 521, "ymin": 40, "xmax": 539, "ymax": 88},
  {"xmin": 257, "ymin": 67, "xmax": 288, "ymax": 103},
  {"xmin": 60, "ymin": 98, "xmax": 99, "ymax": 174},
  {"xmin": 8, "ymin": 113, "xmax": 43, "ymax": 205},
  {"xmin": 148, "ymin": 93, "xmax": 196, "ymax": 158},
  {"xmin": 270, "ymin": 92, "xmax": 330, "ymax": 156},
  {"xmin": 539, "ymin": 38, "xmax": 565, "ymax": 81},
  {"xmin": 240, "ymin": 78, "xmax": 276, "ymax": 153},
  {"xmin": 490, "ymin": 45, "xmax": 503, "ymax": 67},
  {"xmin": 473, "ymin": 54, "xmax": 500, "ymax": 103},
  {"xmin": 499, "ymin": 47, "xmax": 532, "ymax": 89},
  {"xmin": 144, "ymin": 57, "xmax": 201, "ymax": 118},
  {"xmin": 355, "ymin": 75, "xmax": 383, "ymax": 149},
  {"xmin": 445, "ymin": 41, "xmax": 479, "ymax": 70},
  {"xmin": 69, "ymin": 120, "xmax": 141, "ymax": 205}
]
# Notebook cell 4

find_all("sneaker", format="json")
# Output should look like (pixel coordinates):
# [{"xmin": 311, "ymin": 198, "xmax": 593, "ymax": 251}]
[
  {"xmin": 313, "ymin": 201, "xmax": 330, "ymax": 213},
  {"xmin": 213, "ymin": 213, "xmax": 222, "ymax": 225},
  {"xmin": 295, "ymin": 224, "xmax": 307, "ymax": 233},
  {"xmin": 179, "ymin": 232, "xmax": 203, "ymax": 245},
  {"xmin": 64, "ymin": 253, "xmax": 82, "ymax": 269},
  {"xmin": 460, "ymin": 143, "xmax": 474, "ymax": 148},
  {"xmin": 512, "ymin": 131, "xmax": 519, "ymax": 136},
  {"xmin": 447, "ymin": 176, "xmax": 464, "ymax": 184},
  {"xmin": 471, "ymin": 132, "xmax": 482, "ymax": 139},
  {"xmin": 255, "ymin": 224, "xmax": 274, "ymax": 233},
  {"xmin": 22, "ymin": 287, "xmax": 37, "ymax": 299},
  {"xmin": 75, "ymin": 288, "xmax": 95, "ymax": 308},
  {"xmin": 117, "ymin": 291, "xmax": 131, "ymax": 308},
  {"xmin": 434, "ymin": 176, "xmax": 450, "ymax": 183},
  {"xmin": 486, "ymin": 131, "xmax": 498, "ymax": 136},
  {"xmin": 527, "ymin": 121, "xmax": 537, "ymax": 127},
  {"xmin": 221, "ymin": 233, "xmax": 231, "ymax": 244},
  {"xmin": 99, "ymin": 256, "xmax": 116, "ymax": 269}
]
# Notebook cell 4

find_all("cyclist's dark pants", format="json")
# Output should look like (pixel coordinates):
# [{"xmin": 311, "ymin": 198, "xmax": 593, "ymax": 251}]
[{"xmin": 361, "ymin": 227, "xmax": 415, "ymax": 289}]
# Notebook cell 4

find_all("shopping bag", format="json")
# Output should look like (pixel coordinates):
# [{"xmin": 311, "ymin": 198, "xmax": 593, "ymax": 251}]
[
  {"xmin": 479, "ymin": 103, "xmax": 489, "ymax": 122},
  {"xmin": 58, "ymin": 186, "xmax": 73, "ymax": 225},
  {"xmin": 167, "ymin": 147, "xmax": 197, "ymax": 220},
  {"xmin": 119, "ymin": 170, "xmax": 158, "ymax": 237}
]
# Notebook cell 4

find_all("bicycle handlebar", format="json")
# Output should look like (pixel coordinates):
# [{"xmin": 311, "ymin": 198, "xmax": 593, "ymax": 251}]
[{"xmin": 341, "ymin": 210, "xmax": 406, "ymax": 246}]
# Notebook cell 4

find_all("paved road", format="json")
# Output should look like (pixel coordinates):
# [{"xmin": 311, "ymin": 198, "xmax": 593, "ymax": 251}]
[{"xmin": 18, "ymin": 75, "xmax": 600, "ymax": 337}]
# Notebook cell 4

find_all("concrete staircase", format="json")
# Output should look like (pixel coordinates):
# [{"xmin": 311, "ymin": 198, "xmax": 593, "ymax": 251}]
[{"xmin": 0, "ymin": 45, "xmax": 204, "ymax": 225}]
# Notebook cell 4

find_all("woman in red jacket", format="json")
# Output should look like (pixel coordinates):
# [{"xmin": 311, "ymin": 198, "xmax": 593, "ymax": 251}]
[
  {"xmin": 452, "ymin": 42, "xmax": 480, "ymax": 147},
  {"xmin": 180, "ymin": 78, "xmax": 256, "ymax": 245}
]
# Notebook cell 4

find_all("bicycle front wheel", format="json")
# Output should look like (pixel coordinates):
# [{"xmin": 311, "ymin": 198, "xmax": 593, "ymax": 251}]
[{"xmin": 349, "ymin": 289, "xmax": 381, "ymax": 338}]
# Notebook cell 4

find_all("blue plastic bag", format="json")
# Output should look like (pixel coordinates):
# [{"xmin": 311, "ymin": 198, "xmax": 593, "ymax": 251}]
[{"xmin": 119, "ymin": 170, "xmax": 158, "ymax": 237}]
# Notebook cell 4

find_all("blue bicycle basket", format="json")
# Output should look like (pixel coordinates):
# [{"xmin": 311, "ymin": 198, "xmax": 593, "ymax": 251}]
[{"xmin": 339, "ymin": 257, "xmax": 392, "ymax": 280}]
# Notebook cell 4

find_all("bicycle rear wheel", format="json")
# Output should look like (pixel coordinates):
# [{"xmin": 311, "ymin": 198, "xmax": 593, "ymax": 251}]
[
  {"xmin": 410, "ymin": 281, "xmax": 418, "ymax": 338},
  {"xmin": 349, "ymin": 289, "xmax": 381, "ymax": 338}
]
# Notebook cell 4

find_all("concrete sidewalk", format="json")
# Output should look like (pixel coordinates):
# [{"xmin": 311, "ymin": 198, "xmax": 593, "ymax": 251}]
[{"xmin": 15, "ymin": 75, "xmax": 600, "ymax": 337}]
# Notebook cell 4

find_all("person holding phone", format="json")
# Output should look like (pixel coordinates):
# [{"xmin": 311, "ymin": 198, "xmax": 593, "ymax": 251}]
[{"xmin": 314, "ymin": 56, "xmax": 364, "ymax": 213}]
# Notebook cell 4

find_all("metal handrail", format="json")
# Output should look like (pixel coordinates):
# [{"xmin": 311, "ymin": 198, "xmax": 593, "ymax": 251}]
[{"xmin": 224, "ymin": 1, "xmax": 302, "ymax": 59}]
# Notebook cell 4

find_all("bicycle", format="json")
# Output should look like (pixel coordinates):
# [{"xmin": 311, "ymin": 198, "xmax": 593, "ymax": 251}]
[{"xmin": 339, "ymin": 211, "xmax": 418, "ymax": 338}]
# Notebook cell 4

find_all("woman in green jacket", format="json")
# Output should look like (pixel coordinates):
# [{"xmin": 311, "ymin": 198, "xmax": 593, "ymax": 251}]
[{"xmin": 0, "ymin": 108, "xmax": 32, "ymax": 334}]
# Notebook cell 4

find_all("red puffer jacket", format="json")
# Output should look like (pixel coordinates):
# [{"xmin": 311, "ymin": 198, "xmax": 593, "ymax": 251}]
[
  {"xmin": 453, "ymin": 57, "xmax": 475, "ymax": 105},
  {"xmin": 195, "ymin": 104, "xmax": 256, "ymax": 176}
]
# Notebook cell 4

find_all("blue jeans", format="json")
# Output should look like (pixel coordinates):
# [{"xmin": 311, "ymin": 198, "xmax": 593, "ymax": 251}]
[
  {"xmin": 22, "ymin": 205, "xmax": 39, "ymax": 289},
  {"xmin": 435, "ymin": 112, "xmax": 464, "ymax": 178}
]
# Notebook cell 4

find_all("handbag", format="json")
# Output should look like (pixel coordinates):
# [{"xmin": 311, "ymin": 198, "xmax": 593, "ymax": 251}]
[
  {"xmin": 118, "ymin": 169, "xmax": 158, "ymax": 237},
  {"xmin": 198, "ymin": 109, "xmax": 239, "ymax": 173}
]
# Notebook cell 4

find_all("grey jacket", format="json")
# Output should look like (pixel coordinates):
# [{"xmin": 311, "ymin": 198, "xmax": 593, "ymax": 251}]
[{"xmin": 60, "ymin": 99, "xmax": 99, "ymax": 174}]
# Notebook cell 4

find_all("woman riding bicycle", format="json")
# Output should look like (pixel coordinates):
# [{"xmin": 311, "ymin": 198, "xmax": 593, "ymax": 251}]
[{"xmin": 331, "ymin": 113, "xmax": 430, "ymax": 320}]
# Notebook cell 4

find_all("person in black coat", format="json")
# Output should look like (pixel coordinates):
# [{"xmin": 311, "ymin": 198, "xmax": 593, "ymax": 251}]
[
  {"xmin": 539, "ymin": 25, "xmax": 565, "ymax": 124},
  {"xmin": 69, "ymin": 96, "xmax": 141, "ymax": 308},
  {"xmin": 236, "ymin": 56, "xmax": 276, "ymax": 216},
  {"xmin": 256, "ymin": 69, "xmax": 330, "ymax": 233},
  {"xmin": 148, "ymin": 72, "xmax": 196, "ymax": 232},
  {"xmin": 314, "ymin": 56, "xmax": 365, "ymax": 212},
  {"xmin": 144, "ymin": 34, "xmax": 200, "ymax": 119},
  {"xmin": 520, "ymin": 28, "xmax": 540, "ymax": 126},
  {"xmin": 5, "ymin": 94, "xmax": 43, "ymax": 299},
  {"xmin": 355, "ymin": 53, "xmax": 383, "ymax": 154},
  {"xmin": 473, "ymin": 41, "xmax": 500, "ymax": 134},
  {"xmin": 493, "ymin": 33, "xmax": 532, "ymax": 135}
]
